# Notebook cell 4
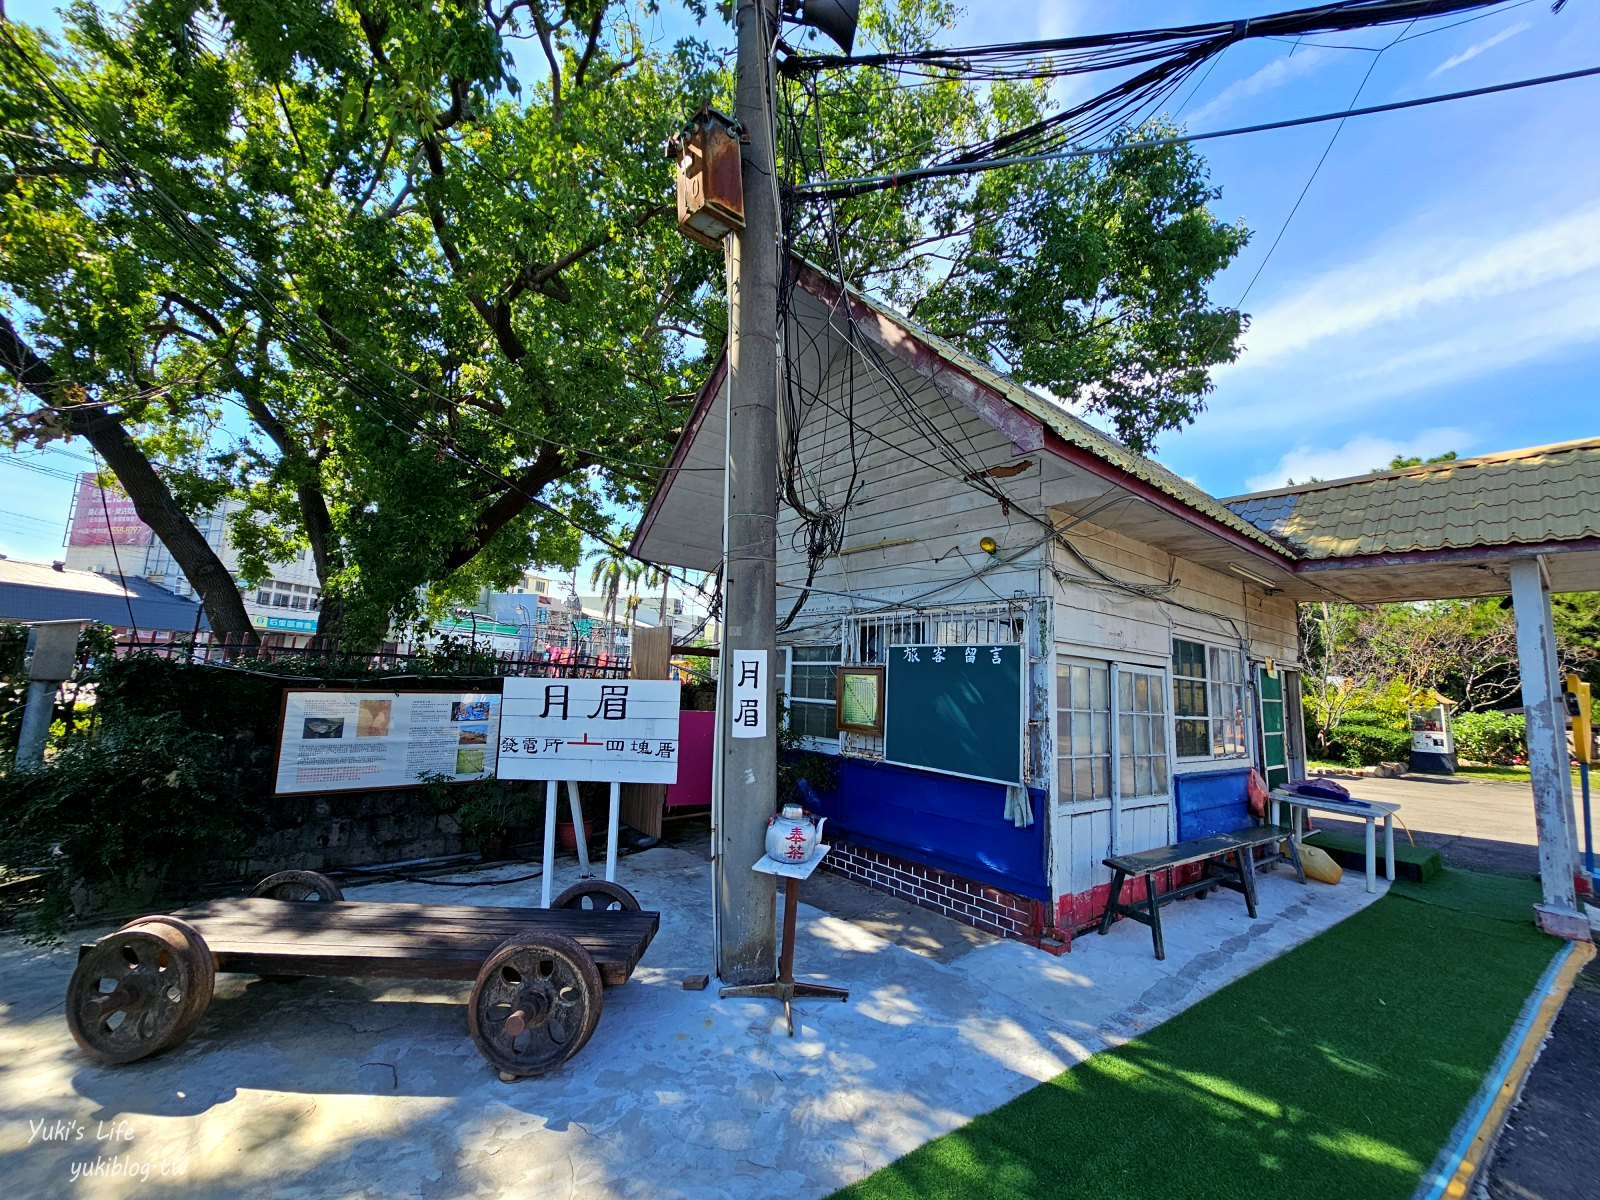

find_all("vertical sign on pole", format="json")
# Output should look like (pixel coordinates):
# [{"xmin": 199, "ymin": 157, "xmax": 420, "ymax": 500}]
[{"xmin": 730, "ymin": 649, "xmax": 769, "ymax": 738}]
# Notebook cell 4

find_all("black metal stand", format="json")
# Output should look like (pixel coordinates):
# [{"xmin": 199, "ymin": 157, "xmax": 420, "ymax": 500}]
[{"xmin": 719, "ymin": 874, "xmax": 848, "ymax": 1035}]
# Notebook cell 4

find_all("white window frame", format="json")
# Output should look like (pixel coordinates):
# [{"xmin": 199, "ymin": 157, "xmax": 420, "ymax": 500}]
[
  {"xmin": 783, "ymin": 644, "xmax": 840, "ymax": 752},
  {"xmin": 1172, "ymin": 637, "xmax": 1250, "ymax": 763}
]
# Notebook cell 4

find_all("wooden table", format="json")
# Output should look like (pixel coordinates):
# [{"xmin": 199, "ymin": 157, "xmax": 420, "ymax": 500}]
[
  {"xmin": 718, "ymin": 847, "xmax": 848, "ymax": 1036},
  {"xmin": 1270, "ymin": 788, "xmax": 1399, "ymax": 893}
]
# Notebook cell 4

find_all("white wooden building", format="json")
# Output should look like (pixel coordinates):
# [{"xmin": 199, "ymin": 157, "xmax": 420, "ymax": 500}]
[{"xmin": 635, "ymin": 260, "xmax": 1599, "ymax": 945}]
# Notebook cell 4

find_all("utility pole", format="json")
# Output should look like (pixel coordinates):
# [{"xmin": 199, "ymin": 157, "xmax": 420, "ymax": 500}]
[{"xmin": 714, "ymin": 0, "xmax": 782, "ymax": 985}]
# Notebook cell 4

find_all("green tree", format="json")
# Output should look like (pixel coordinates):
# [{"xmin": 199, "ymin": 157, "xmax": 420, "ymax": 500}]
[
  {"xmin": 1384, "ymin": 451, "xmax": 1459, "ymax": 470},
  {"xmin": 587, "ymin": 531, "xmax": 640, "ymax": 651},
  {"xmin": 2, "ymin": 0, "xmax": 1252, "ymax": 648},
  {"xmin": 0, "ymin": 1, "xmax": 722, "ymax": 644},
  {"xmin": 782, "ymin": 0, "xmax": 1249, "ymax": 452}
]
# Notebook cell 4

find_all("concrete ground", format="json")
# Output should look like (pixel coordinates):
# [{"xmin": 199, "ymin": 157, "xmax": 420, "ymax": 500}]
[
  {"xmin": 1478, "ymin": 952, "xmax": 1600, "ymax": 1200},
  {"xmin": 0, "ymin": 848, "xmax": 1381, "ymax": 1199}
]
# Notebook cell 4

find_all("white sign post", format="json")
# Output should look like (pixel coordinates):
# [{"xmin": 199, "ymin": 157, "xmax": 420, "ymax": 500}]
[{"xmin": 498, "ymin": 678, "xmax": 681, "ymax": 905}]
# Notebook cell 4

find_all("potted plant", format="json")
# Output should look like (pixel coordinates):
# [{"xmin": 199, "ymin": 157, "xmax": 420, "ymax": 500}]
[{"xmin": 420, "ymin": 774, "xmax": 533, "ymax": 861}]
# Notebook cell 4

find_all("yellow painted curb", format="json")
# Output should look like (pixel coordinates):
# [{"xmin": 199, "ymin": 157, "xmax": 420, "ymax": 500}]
[{"xmin": 1441, "ymin": 938, "xmax": 1596, "ymax": 1199}]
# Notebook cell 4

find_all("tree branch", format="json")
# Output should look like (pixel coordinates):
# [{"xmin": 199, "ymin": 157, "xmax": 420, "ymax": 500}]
[{"xmin": 0, "ymin": 315, "xmax": 258, "ymax": 641}]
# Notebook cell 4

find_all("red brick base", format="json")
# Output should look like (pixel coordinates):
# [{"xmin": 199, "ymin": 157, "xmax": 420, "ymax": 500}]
[{"xmin": 821, "ymin": 840, "xmax": 1060, "ymax": 946}]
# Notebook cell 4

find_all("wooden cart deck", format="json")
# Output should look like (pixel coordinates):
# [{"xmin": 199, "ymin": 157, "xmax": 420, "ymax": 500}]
[
  {"xmin": 68, "ymin": 874, "xmax": 662, "ymax": 1077},
  {"xmin": 78, "ymin": 897, "xmax": 661, "ymax": 987}
]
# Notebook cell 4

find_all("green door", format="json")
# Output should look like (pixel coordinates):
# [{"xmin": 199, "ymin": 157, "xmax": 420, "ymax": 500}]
[{"xmin": 1258, "ymin": 667, "xmax": 1289, "ymax": 789}]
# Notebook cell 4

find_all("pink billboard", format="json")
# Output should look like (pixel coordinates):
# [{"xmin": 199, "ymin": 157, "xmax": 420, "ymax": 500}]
[{"xmin": 67, "ymin": 472, "xmax": 153, "ymax": 547}]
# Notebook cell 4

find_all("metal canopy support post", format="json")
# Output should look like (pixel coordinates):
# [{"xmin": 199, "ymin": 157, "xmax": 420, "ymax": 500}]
[
  {"xmin": 713, "ymin": 0, "xmax": 781, "ymax": 985},
  {"xmin": 1509, "ymin": 557, "xmax": 1591, "ymax": 939}
]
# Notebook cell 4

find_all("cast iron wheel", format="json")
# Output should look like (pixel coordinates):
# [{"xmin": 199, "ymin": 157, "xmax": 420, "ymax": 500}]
[
  {"xmin": 468, "ymin": 933, "xmax": 604, "ymax": 1078},
  {"xmin": 250, "ymin": 870, "xmax": 344, "ymax": 903},
  {"xmin": 551, "ymin": 879, "xmax": 641, "ymax": 912},
  {"xmin": 114, "ymin": 915, "xmax": 215, "ymax": 1033},
  {"xmin": 66, "ymin": 921, "xmax": 214, "ymax": 1065}
]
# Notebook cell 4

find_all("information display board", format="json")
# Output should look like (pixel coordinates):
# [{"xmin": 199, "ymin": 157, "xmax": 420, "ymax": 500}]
[
  {"xmin": 497, "ymin": 678, "xmax": 681, "ymax": 785},
  {"xmin": 273, "ymin": 690, "xmax": 502, "ymax": 795},
  {"xmin": 883, "ymin": 643, "xmax": 1023, "ymax": 786}
]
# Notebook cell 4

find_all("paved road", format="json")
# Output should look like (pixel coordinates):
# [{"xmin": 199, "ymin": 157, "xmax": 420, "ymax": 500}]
[
  {"xmin": 1328, "ymin": 772, "xmax": 1600, "ymax": 1200},
  {"xmin": 1306, "ymin": 772, "xmax": 1588, "ymax": 878}
]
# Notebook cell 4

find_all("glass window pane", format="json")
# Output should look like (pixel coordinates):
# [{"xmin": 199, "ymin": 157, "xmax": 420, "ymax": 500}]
[
  {"xmin": 1073, "ymin": 716, "xmax": 1091, "ymax": 756},
  {"xmin": 1118, "ymin": 715, "xmax": 1133, "ymax": 756},
  {"xmin": 1119, "ymin": 755, "xmax": 1134, "ymax": 796},
  {"xmin": 1092, "ymin": 712, "xmax": 1108, "ymax": 754},
  {"xmin": 1135, "ymin": 756, "xmax": 1152, "ymax": 796},
  {"xmin": 1176, "ymin": 719, "xmax": 1209, "ymax": 758},
  {"xmin": 1075, "ymin": 758, "xmax": 1093, "ymax": 797},
  {"xmin": 1057, "ymin": 710, "xmax": 1072, "ymax": 739},
  {"xmin": 1117, "ymin": 671, "xmax": 1133, "ymax": 710},
  {"xmin": 1057, "ymin": 671, "xmax": 1073, "ymax": 710},
  {"xmin": 1092, "ymin": 667, "xmax": 1109, "ymax": 709},
  {"xmin": 1154, "ymin": 755, "xmax": 1170, "ymax": 793},
  {"xmin": 1134, "ymin": 675, "xmax": 1149, "ymax": 709},
  {"xmin": 1092, "ymin": 759, "xmax": 1109, "ymax": 798},
  {"xmin": 1072, "ymin": 666, "xmax": 1090, "ymax": 706}
]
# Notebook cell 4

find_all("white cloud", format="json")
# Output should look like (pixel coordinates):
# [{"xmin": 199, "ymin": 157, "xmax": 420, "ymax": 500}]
[
  {"xmin": 1245, "ymin": 430, "xmax": 1474, "ymax": 491},
  {"xmin": 1187, "ymin": 47, "xmax": 1332, "ymax": 127},
  {"xmin": 1429, "ymin": 22, "xmax": 1531, "ymax": 77},
  {"xmin": 1236, "ymin": 201, "xmax": 1600, "ymax": 372}
]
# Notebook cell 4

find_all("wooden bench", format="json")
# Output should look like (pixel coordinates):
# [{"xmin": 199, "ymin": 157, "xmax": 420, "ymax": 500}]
[{"xmin": 1099, "ymin": 822, "xmax": 1303, "ymax": 960}]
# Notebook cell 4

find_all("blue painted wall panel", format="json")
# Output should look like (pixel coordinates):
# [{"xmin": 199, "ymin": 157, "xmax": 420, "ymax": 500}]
[
  {"xmin": 797, "ymin": 754, "xmax": 1048, "ymax": 900},
  {"xmin": 1174, "ymin": 768, "xmax": 1254, "ymax": 840}
]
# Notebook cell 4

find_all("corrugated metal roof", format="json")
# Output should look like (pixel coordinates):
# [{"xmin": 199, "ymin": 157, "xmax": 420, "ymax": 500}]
[
  {"xmin": 831, "ymin": 279, "xmax": 1294, "ymax": 555},
  {"xmin": 0, "ymin": 558, "xmax": 207, "ymax": 630},
  {"xmin": 1223, "ymin": 438, "xmax": 1600, "ymax": 559}
]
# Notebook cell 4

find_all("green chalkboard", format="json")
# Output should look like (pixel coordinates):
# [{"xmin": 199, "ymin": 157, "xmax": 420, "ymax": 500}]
[{"xmin": 883, "ymin": 643, "xmax": 1023, "ymax": 786}]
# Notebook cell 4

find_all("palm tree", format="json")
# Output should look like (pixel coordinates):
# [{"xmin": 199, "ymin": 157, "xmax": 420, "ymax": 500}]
[
  {"xmin": 587, "ymin": 529, "xmax": 640, "ymax": 653},
  {"xmin": 640, "ymin": 562, "xmax": 670, "ymax": 626}
]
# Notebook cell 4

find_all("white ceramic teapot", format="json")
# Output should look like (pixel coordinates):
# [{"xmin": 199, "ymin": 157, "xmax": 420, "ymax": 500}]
[{"xmin": 766, "ymin": 804, "xmax": 826, "ymax": 864}]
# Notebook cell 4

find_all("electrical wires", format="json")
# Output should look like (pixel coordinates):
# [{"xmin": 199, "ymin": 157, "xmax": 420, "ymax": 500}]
[{"xmin": 785, "ymin": 1, "xmax": 1525, "ymax": 168}]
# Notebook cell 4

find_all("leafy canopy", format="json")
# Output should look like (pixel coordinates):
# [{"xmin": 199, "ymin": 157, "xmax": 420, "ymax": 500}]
[{"xmin": 2, "ymin": 0, "xmax": 1251, "ymax": 645}]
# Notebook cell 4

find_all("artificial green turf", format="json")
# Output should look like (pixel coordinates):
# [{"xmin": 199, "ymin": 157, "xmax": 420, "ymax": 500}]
[{"xmin": 833, "ymin": 869, "xmax": 1557, "ymax": 1200}]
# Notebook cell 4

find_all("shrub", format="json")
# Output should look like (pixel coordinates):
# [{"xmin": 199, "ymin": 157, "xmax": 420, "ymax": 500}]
[
  {"xmin": 1325, "ymin": 722, "xmax": 1410, "ymax": 768},
  {"xmin": 0, "ymin": 713, "xmax": 253, "ymax": 941},
  {"xmin": 1452, "ymin": 710, "xmax": 1526, "ymax": 765}
]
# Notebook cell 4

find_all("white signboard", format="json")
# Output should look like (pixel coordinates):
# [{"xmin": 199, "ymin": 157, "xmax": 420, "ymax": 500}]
[
  {"xmin": 497, "ymin": 678, "xmax": 681, "ymax": 784},
  {"xmin": 274, "ymin": 690, "xmax": 501, "ymax": 795},
  {"xmin": 730, "ymin": 649, "xmax": 769, "ymax": 739}
]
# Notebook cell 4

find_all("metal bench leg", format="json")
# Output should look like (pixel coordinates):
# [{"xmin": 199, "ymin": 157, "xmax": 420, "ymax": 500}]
[
  {"xmin": 1145, "ymin": 873, "xmax": 1165, "ymax": 961},
  {"xmin": 1099, "ymin": 869, "xmax": 1127, "ymax": 936},
  {"xmin": 1237, "ymin": 848, "xmax": 1259, "ymax": 918}
]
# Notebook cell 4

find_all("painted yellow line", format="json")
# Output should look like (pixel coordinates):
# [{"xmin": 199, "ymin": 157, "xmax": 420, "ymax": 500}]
[{"xmin": 1442, "ymin": 938, "xmax": 1596, "ymax": 1199}]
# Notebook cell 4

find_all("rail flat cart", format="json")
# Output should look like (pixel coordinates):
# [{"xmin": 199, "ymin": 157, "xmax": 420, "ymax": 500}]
[{"xmin": 65, "ymin": 871, "xmax": 658, "ymax": 1079}]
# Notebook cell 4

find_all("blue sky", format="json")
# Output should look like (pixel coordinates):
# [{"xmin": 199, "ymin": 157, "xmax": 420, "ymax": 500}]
[{"xmin": 3, "ymin": 0, "xmax": 1597, "ymax": 562}]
